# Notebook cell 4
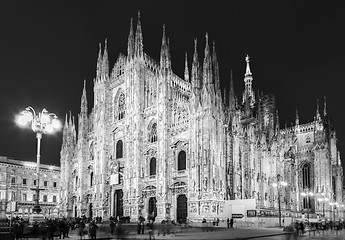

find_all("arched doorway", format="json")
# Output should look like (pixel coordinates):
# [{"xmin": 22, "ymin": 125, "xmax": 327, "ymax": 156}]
[
  {"xmin": 89, "ymin": 203, "xmax": 93, "ymax": 220},
  {"xmin": 74, "ymin": 206, "xmax": 77, "ymax": 218},
  {"xmin": 176, "ymin": 194, "xmax": 187, "ymax": 223},
  {"xmin": 113, "ymin": 190, "xmax": 123, "ymax": 218},
  {"xmin": 148, "ymin": 197, "xmax": 157, "ymax": 219}
]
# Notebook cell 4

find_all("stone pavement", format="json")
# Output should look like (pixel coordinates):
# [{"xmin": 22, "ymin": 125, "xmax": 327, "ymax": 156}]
[{"xmin": 64, "ymin": 224, "xmax": 290, "ymax": 240}]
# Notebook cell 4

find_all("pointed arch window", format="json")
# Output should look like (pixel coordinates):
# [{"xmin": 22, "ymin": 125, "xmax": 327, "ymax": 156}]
[
  {"xmin": 332, "ymin": 176, "xmax": 336, "ymax": 199},
  {"xmin": 149, "ymin": 123, "xmax": 157, "ymax": 143},
  {"xmin": 118, "ymin": 93, "xmax": 125, "ymax": 120},
  {"xmin": 302, "ymin": 163, "xmax": 310, "ymax": 189},
  {"xmin": 178, "ymin": 150, "xmax": 186, "ymax": 171},
  {"xmin": 150, "ymin": 157, "xmax": 156, "ymax": 176},
  {"xmin": 303, "ymin": 196, "xmax": 311, "ymax": 209},
  {"xmin": 22, "ymin": 193, "xmax": 27, "ymax": 201},
  {"xmin": 90, "ymin": 172, "xmax": 94, "ymax": 186},
  {"xmin": 75, "ymin": 176, "xmax": 78, "ymax": 191},
  {"xmin": 116, "ymin": 140, "xmax": 123, "ymax": 159}
]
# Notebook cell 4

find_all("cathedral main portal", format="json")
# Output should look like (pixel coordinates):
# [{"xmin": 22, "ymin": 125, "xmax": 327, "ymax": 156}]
[
  {"xmin": 176, "ymin": 194, "xmax": 187, "ymax": 223},
  {"xmin": 148, "ymin": 197, "xmax": 157, "ymax": 219},
  {"xmin": 113, "ymin": 189, "xmax": 123, "ymax": 218}
]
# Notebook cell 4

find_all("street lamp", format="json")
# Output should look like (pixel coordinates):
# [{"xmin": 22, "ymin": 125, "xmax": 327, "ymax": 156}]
[
  {"xmin": 272, "ymin": 181, "xmax": 288, "ymax": 227},
  {"xmin": 301, "ymin": 189, "xmax": 314, "ymax": 224},
  {"xmin": 17, "ymin": 107, "xmax": 61, "ymax": 214},
  {"xmin": 317, "ymin": 193, "xmax": 329, "ymax": 218}
]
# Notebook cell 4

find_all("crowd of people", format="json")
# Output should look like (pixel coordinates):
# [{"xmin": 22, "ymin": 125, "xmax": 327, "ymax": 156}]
[{"xmin": 7, "ymin": 215, "xmax": 102, "ymax": 240}]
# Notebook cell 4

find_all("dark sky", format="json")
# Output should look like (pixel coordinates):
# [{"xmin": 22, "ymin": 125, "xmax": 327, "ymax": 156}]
[{"xmin": 1, "ymin": 1, "xmax": 345, "ymax": 168}]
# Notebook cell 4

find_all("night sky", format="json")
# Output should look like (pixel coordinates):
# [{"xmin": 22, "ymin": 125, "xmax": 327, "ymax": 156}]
[{"xmin": 1, "ymin": 1, "xmax": 345, "ymax": 169}]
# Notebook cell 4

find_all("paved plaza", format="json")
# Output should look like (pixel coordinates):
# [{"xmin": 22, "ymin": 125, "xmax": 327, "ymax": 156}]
[{"xmin": 59, "ymin": 223, "xmax": 345, "ymax": 240}]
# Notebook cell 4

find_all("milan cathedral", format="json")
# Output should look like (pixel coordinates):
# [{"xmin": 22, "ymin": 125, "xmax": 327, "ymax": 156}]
[{"xmin": 59, "ymin": 14, "xmax": 344, "ymax": 222}]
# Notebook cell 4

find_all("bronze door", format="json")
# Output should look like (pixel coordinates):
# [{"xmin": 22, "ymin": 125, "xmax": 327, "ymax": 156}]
[
  {"xmin": 176, "ymin": 194, "xmax": 187, "ymax": 223},
  {"xmin": 114, "ymin": 189, "xmax": 123, "ymax": 218}
]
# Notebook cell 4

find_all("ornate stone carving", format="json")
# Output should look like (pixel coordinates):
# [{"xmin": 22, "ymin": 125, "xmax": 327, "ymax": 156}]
[{"xmin": 169, "ymin": 181, "xmax": 187, "ymax": 195}]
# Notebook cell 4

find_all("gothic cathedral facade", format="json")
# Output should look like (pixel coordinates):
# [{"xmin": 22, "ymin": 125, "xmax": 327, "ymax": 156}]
[{"xmin": 60, "ymin": 14, "xmax": 344, "ymax": 222}]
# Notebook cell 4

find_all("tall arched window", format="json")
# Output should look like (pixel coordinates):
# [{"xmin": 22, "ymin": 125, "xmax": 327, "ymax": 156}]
[
  {"xmin": 75, "ymin": 176, "xmax": 78, "ymax": 191},
  {"xmin": 332, "ymin": 176, "xmax": 336, "ymax": 199},
  {"xmin": 118, "ymin": 93, "xmax": 125, "ymax": 120},
  {"xmin": 178, "ymin": 151, "xmax": 186, "ymax": 171},
  {"xmin": 302, "ymin": 163, "xmax": 310, "ymax": 189},
  {"xmin": 53, "ymin": 196, "xmax": 57, "ymax": 203},
  {"xmin": 149, "ymin": 123, "xmax": 157, "ymax": 143},
  {"xmin": 116, "ymin": 140, "xmax": 123, "ymax": 159},
  {"xmin": 150, "ymin": 157, "xmax": 156, "ymax": 176},
  {"xmin": 90, "ymin": 172, "xmax": 94, "ymax": 186}
]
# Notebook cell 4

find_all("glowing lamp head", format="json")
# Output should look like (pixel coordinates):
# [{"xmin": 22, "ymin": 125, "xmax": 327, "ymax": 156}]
[
  {"xmin": 272, "ymin": 183, "xmax": 278, "ymax": 187},
  {"xmin": 17, "ymin": 110, "xmax": 33, "ymax": 126},
  {"xmin": 281, "ymin": 181, "xmax": 288, "ymax": 186},
  {"xmin": 51, "ymin": 118, "xmax": 61, "ymax": 129},
  {"xmin": 41, "ymin": 113, "xmax": 50, "ymax": 124},
  {"xmin": 301, "ymin": 192, "xmax": 307, "ymax": 197},
  {"xmin": 45, "ymin": 124, "xmax": 54, "ymax": 134}
]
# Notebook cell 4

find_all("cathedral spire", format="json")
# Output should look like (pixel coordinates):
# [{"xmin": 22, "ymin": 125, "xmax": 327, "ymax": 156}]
[
  {"xmin": 212, "ymin": 41, "xmax": 220, "ymax": 92},
  {"xmin": 242, "ymin": 54, "xmax": 255, "ymax": 105},
  {"xmin": 134, "ymin": 11, "xmax": 143, "ymax": 57},
  {"xmin": 295, "ymin": 106, "xmax": 299, "ymax": 125},
  {"xmin": 62, "ymin": 113, "xmax": 69, "ymax": 145},
  {"xmin": 203, "ymin": 32, "xmax": 212, "ymax": 87},
  {"xmin": 229, "ymin": 70, "xmax": 236, "ymax": 111},
  {"xmin": 184, "ymin": 52, "xmax": 189, "ymax": 81},
  {"xmin": 127, "ymin": 18, "xmax": 134, "ymax": 59},
  {"xmin": 160, "ymin": 25, "xmax": 171, "ymax": 70},
  {"xmin": 96, "ymin": 42, "xmax": 102, "ymax": 81},
  {"xmin": 223, "ymin": 87, "xmax": 227, "ymax": 106},
  {"xmin": 102, "ymin": 39, "xmax": 109, "ymax": 80},
  {"xmin": 245, "ymin": 54, "xmax": 252, "ymax": 76},
  {"xmin": 80, "ymin": 80, "xmax": 88, "ymax": 116},
  {"xmin": 323, "ymin": 96, "xmax": 327, "ymax": 117},
  {"xmin": 191, "ymin": 39, "xmax": 201, "ymax": 90},
  {"xmin": 316, "ymin": 98, "xmax": 321, "ymax": 121},
  {"xmin": 275, "ymin": 110, "xmax": 280, "ymax": 133}
]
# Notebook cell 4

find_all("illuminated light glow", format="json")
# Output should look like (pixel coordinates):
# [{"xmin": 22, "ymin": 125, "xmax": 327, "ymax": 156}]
[
  {"xmin": 23, "ymin": 162, "xmax": 37, "ymax": 168},
  {"xmin": 272, "ymin": 183, "xmax": 277, "ymax": 187},
  {"xmin": 17, "ymin": 115, "xmax": 28, "ymax": 126},
  {"xmin": 45, "ymin": 124, "xmax": 54, "ymax": 134},
  {"xmin": 281, "ymin": 181, "xmax": 288, "ymax": 186},
  {"xmin": 41, "ymin": 113, "xmax": 50, "ymax": 124},
  {"xmin": 23, "ymin": 111, "xmax": 33, "ymax": 122},
  {"xmin": 51, "ymin": 118, "xmax": 61, "ymax": 129}
]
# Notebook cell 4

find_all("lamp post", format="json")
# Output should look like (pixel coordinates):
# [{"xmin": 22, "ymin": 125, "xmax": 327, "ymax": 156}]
[
  {"xmin": 17, "ymin": 107, "xmax": 60, "ymax": 214},
  {"xmin": 301, "ymin": 189, "xmax": 314, "ymax": 225},
  {"xmin": 317, "ymin": 193, "xmax": 329, "ymax": 219},
  {"xmin": 272, "ymin": 181, "xmax": 288, "ymax": 227}
]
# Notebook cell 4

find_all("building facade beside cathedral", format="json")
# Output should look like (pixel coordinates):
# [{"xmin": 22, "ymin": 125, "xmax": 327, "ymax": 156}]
[{"xmin": 59, "ymin": 14, "xmax": 344, "ymax": 222}]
